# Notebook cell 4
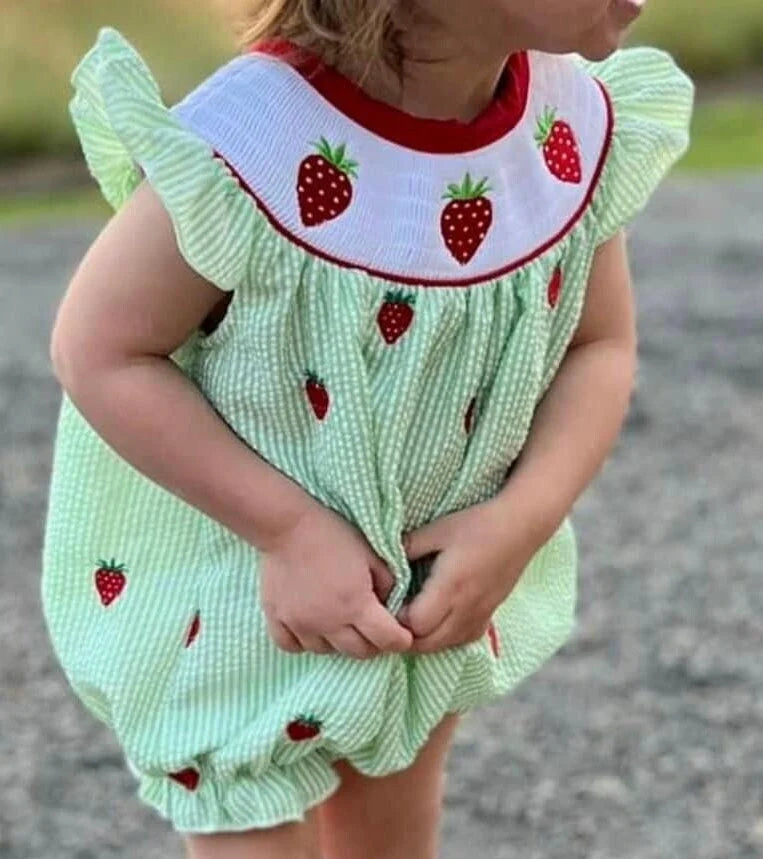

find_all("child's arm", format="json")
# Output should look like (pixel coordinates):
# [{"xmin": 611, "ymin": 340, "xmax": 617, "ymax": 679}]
[
  {"xmin": 50, "ymin": 180, "xmax": 311, "ymax": 552},
  {"xmin": 494, "ymin": 229, "xmax": 638, "ymax": 540},
  {"xmin": 51, "ymin": 180, "xmax": 412, "ymax": 658},
  {"xmin": 400, "ymin": 231, "xmax": 638, "ymax": 651}
]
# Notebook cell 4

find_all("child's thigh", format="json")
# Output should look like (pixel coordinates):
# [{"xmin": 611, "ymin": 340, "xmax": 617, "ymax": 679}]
[
  {"xmin": 183, "ymin": 810, "xmax": 322, "ymax": 859},
  {"xmin": 317, "ymin": 712, "xmax": 462, "ymax": 858}
]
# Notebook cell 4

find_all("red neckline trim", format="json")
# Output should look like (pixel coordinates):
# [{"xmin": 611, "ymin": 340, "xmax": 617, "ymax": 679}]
[
  {"xmin": 211, "ymin": 79, "xmax": 614, "ymax": 288},
  {"xmin": 250, "ymin": 40, "xmax": 531, "ymax": 154}
]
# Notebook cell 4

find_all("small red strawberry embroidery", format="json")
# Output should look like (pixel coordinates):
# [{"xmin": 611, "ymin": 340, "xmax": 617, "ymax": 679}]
[
  {"xmin": 286, "ymin": 715, "xmax": 322, "ymax": 742},
  {"xmin": 305, "ymin": 370, "xmax": 330, "ymax": 420},
  {"xmin": 487, "ymin": 621, "xmax": 500, "ymax": 658},
  {"xmin": 94, "ymin": 558, "xmax": 127, "ymax": 606},
  {"xmin": 168, "ymin": 767, "xmax": 200, "ymax": 791},
  {"xmin": 297, "ymin": 138, "xmax": 358, "ymax": 227},
  {"xmin": 184, "ymin": 610, "xmax": 201, "ymax": 647},
  {"xmin": 535, "ymin": 107, "xmax": 582, "ymax": 184},
  {"xmin": 377, "ymin": 291, "xmax": 416, "ymax": 344},
  {"xmin": 464, "ymin": 396, "xmax": 477, "ymax": 434},
  {"xmin": 547, "ymin": 265, "xmax": 563, "ymax": 308},
  {"xmin": 441, "ymin": 173, "xmax": 493, "ymax": 265}
]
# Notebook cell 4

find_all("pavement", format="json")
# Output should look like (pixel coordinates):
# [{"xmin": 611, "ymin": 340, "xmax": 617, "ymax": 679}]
[{"xmin": 1, "ymin": 174, "xmax": 762, "ymax": 859}]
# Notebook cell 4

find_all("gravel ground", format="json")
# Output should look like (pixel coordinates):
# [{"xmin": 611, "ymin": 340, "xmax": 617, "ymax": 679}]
[{"xmin": 1, "ymin": 175, "xmax": 762, "ymax": 859}]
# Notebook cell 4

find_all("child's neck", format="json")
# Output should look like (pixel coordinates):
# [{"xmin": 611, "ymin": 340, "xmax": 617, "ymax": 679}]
[{"xmin": 335, "ymin": 26, "xmax": 515, "ymax": 125}]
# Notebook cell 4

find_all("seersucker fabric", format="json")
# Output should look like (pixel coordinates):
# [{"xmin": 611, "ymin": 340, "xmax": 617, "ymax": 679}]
[{"xmin": 41, "ymin": 26, "xmax": 694, "ymax": 832}]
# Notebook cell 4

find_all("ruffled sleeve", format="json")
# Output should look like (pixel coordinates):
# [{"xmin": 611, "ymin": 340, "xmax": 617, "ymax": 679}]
[
  {"xmin": 579, "ymin": 47, "xmax": 695, "ymax": 245},
  {"xmin": 69, "ymin": 27, "xmax": 257, "ymax": 292}
]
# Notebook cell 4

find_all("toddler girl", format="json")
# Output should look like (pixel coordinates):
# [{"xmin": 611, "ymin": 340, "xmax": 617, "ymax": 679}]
[{"xmin": 42, "ymin": 0, "xmax": 693, "ymax": 856}]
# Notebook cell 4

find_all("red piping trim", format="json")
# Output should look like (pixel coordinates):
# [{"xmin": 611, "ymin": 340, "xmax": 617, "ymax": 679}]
[
  {"xmin": 250, "ymin": 39, "xmax": 530, "ymax": 155},
  {"xmin": 213, "ymin": 79, "xmax": 614, "ymax": 289}
]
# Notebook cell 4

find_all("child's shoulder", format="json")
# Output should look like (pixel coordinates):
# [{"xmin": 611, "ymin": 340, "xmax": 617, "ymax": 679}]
[
  {"xmin": 69, "ymin": 27, "xmax": 263, "ymax": 291},
  {"xmin": 69, "ymin": 27, "xmax": 695, "ymax": 286},
  {"xmin": 168, "ymin": 40, "xmax": 306, "ymax": 129}
]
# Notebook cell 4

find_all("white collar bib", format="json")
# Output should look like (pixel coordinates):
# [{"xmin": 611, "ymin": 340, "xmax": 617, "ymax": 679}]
[{"xmin": 172, "ymin": 42, "xmax": 613, "ymax": 287}]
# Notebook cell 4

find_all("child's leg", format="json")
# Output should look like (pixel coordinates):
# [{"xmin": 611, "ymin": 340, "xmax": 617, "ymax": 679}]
[
  {"xmin": 316, "ymin": 712, "xmax": 461, "ymax": 859},
  {"xmin": 183, "ymin": 808, "xmax": 322, "ymax": 859}
]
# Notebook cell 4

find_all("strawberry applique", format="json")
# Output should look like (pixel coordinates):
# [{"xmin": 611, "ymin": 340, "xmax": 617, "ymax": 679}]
[
  {"xmin": 184, "ymin": 610, "xmax": 201, "ymax": 647},
  {"xmin": 547, "ymin": 265, "xmax": 563, "ymax": 308},
  {"xmin": 94, "ymin": 558, "xmax": 127, "ymax": 606},
  {"xmin": 377, "ymin": 291, "xmax": 416, "ymax": 344},
  {"xmin": 487, "ymin": 621, "xmax": 500, "ymax": 658},
  {"xmin": 464, "ymin": 396, "xmax": 477, "ymax": 434},
  {"xmin": 297, "ymin": 138, "xmax": 358, "ymax": 227},
  {"xmin": 441, "ymin": 173, "xmax": 493, "ymax": 265},
  {"xmin": 535, "ymin": 107, "xmax": 582, "ymax": 184},
  {"xmin": 286, "ymin": 715, "xmax": 322, "ymax": 742},
  {"xmin": 305, "ymin": 370, "xmax": 330, "ymax": 420},
  {"xmin": 168, "ymin": 767, "xmax": 200, "ymax": 791}
]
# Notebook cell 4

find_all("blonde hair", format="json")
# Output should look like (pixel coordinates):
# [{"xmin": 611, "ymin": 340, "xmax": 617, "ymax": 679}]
[{"xmin": 234, "ymin": 0, "xmax": 406, "ymax": 79}]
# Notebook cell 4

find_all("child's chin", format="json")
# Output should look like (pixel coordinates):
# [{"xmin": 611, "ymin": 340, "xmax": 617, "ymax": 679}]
[
  {"xmin": 578, "ymin": 43, "xmax": 618, "ymax": 61},
  {"xmin": 576, "ymin": 30, "xmax": 627, "ymax": 61}
]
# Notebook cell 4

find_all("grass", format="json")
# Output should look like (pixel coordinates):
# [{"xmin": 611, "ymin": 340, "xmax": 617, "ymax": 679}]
[
  {"xmin": 681, "ymin": 99, "xmax": 763, "ymax": 171},
  {"xmin": 0, "ymin": 0, "xmax": 232, "ymax": 160},
  {"xmin": 0, "ymin": 187, "xmax": 108, "ymax": 227},
  {"xmin": 629, "ymin": 0, "xmax": 763, "ymax": 79}
]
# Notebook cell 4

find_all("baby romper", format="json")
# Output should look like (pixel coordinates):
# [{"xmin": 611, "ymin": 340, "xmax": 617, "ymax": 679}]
[{"xmin": 41, "ymin": 27, "xmax": 694, "ymax": 832}]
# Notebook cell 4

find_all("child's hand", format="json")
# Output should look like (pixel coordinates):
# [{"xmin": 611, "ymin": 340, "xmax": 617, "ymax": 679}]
[
  {"xmin": 259, "ymin": 501, "xmax": 413, "ymax": 659},
  {"xmin": 398, "ymin": 499, "xmax": 543, "ymax": 654}
]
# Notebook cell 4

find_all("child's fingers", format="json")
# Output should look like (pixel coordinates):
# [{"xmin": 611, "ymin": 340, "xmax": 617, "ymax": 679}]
[
  {"xmin": 407, "ymin": 608, "xmax": 455, "ymax": 653},
  {"xmin": 408, "ymin": 611, "xmax": 487, "ymax": 654},
  {"xmin": 403, "ymin": 521, "xmax": 442, "ymax": 561},
  {"xmin": 368, "ymin": 560, "xmax": 395, "ymax": 603},
  {"xmin": 404, "ymin": 568, "xmax": 452, "ymax": 637},
  {"xmin": 268, "ymin": 619, "xmax": 304, "ymax": 653},
  {"xmin": 293, "ymin": 632, "xmax": 335, "ymax": 655},
  {"xmin": 326, "ymin": 626, "xmax": 380, "ymax": 660},
  {"xmin": 356, "ymin": 599, "xmax": 414, "ymax": 652}
]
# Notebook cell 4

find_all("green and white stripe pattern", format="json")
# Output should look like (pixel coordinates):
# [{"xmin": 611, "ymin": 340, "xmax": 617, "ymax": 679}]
[{"xmin": 41, "ymin": 27, "xmax": 693, "ymax": 832}]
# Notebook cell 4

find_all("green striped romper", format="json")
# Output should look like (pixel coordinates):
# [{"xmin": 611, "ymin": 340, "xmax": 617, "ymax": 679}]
[{"xmin": 41, "ymin": 27, "xmax": 694, "ymax": 833}]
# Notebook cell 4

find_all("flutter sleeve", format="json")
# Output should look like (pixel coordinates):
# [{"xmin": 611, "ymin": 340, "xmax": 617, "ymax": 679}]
[
  {"xmin": 579, "ymin": 46, "xmax": 695, "ymax": 245},
  {"xmin": 69, "ymin": 26, "xmax": 258, "ymax": 292}
]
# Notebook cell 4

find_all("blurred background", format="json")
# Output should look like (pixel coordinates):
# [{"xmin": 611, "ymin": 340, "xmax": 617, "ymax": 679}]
[
  {"xmin": 1, "ymin": 0, "xmax": 762, "ymax": 211},
  {"xmin": 1, "ymin": 2, "xmax": 761, "ymax": 858}
]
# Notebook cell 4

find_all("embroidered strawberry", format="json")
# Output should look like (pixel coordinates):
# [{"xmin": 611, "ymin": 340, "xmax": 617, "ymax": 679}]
[
  {"xmin": 441, "ymin": 173, "xmax": 493, "ymax": 265},
  {"xmin": 305, "ymin": 370, "xmax": 329, "ymax": 420},
  {"xmin": 94, "ymin": 558, "xmax": 127, "ymax": 606},
  {"xmin": 286, "ymin": 715, "xmax": 323, "ymax": 742},
  {"xmin": 184, "ymin": 610, "xmax": 201, "ymax": 647},
  {"xmin": 547, "ymin": 265, "xmax": 563, "ymax": 308},
  {"xmin": 535, "ymin": 107, "xmax": 582, "ymax": 184},
  {"xmin": 464, "ymin": 396, "xmax": 477, "ymax": 433},
  {"xmin": 297, "ymin": 138, "xmax": 358, "ymax": 227},
  {"xmin": 377, "ymin": 290, "xmax": 416, "ymax": 344},
  {"xmin": 168, "ymin": 767, "xmax": 200, "ymax": 791},
  {"xmin": 487, "ymin": 621, "xmax": 500, "ymax": 658}
]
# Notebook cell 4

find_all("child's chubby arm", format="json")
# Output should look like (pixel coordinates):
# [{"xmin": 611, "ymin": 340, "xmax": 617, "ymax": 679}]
[
  {"xmin": 50, "ymin": 180, "xmax": 413, "ymax": 659},
  {"xmin": 496, "ymin": 229, "xmax": 639, "ymax": 529},
  {"xmin": 400, "ymin": 231, "xmax": 638, "ymax": 652}
]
